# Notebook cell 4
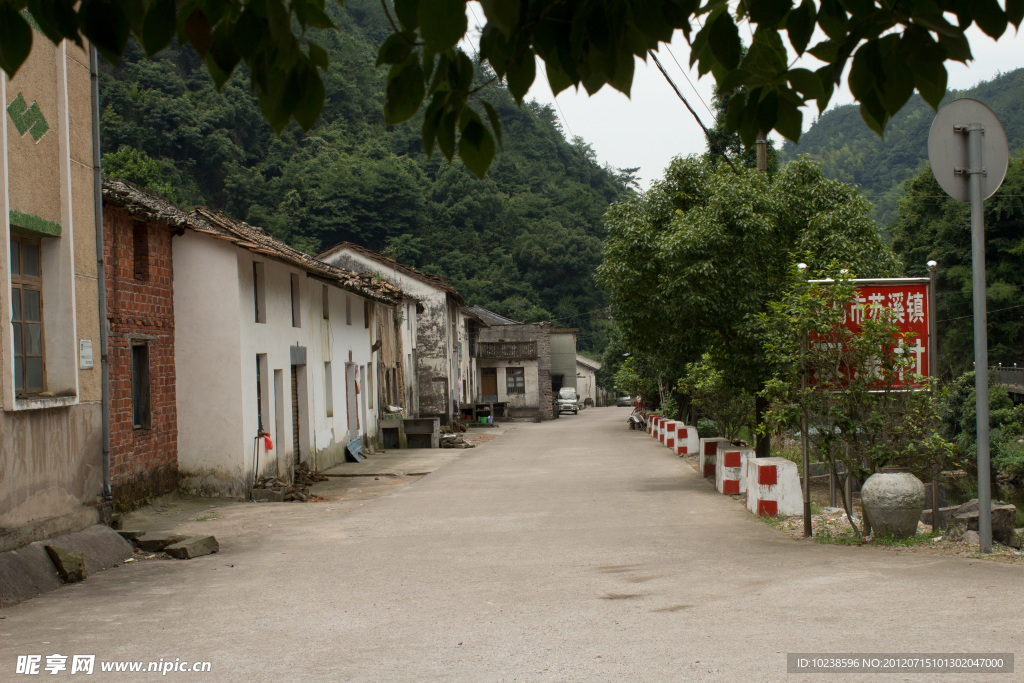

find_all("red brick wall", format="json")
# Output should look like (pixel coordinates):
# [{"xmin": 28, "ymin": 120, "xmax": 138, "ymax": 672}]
[{"xmin": 104, "ymin": 204, "xmax": 178, "ymax": 506}]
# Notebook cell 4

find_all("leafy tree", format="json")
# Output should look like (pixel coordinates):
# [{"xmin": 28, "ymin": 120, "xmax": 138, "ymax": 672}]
[
  {"xmin": 891, "ymin": 157, "xmax": 1024, "ymax": 377},
  {"xmin": 102, "ymin": 146, "xmax": 179, "ymax": 201},
  {"xmin": 677, "ymin": 353, "xmax": 754, "ymax": 440},
  {"xmin": 8, "ymin": 0, "xmax": 1024, "ymax": 176},
  {"xmin": 761, "ymin": 269, "xmax": 956, "ymax": 535},
  {"xmin": 597, "ymin": 154, "xmax": 901, "ymax": 455}
]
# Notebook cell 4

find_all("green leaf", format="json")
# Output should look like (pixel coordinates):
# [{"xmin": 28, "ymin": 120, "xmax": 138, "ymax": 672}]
[
  {"xmin": 479, "ymin": 0, "xmax": 520, "ymax": 37},
  {"xmin": 384, "ymin": 54, "xmax": 426, "ymax": 124},
  {"xmin": 458, "ymin": 111, "xmax": 496, "ymax": 178},
  {"xmin": 726, "ymin": 88, "xmax": 748, "ymax": 133},
  {"xmin": 394, "ymin": 0, "xmax": 418, "ymax": 30},
  {"xmin": 937, "ymin": 30, "xmax": 972, "ymax": 63},
  {"xmin": 545, "ymin": 57, "xmax": 575, "ymax": 96},
  {"xmin": 754, "ymin": 88, "xmax": 778, "ymax": 138},
  {"xmin": 182, "ymin": 7, "xmax": 212, "ymax": 58},
  {"xmin": 479, "ymin": 24, "xmax": 513, "ymax": 75},
  {"xmin": 293, "ymin": 0, "xmax": 336, "ymax": 30},
  {"xmin": 908, "ymin": 58, "xmax": 947, "ymax": 109},
  {"xmin": 787, "ymin": 67, "xmax": 823, "ymax": 98},
  {"xmin": 506, "ymin": 47, "xmax": 535, "ymax": 104},
  {"xmin": 377, "ymin": 32, "xmax": 414, "ymax": 66},
  {"xmin": 206, "ymin": 22, "xmax": 241, "ymax": 88},
  {"xmin": 418, "ymin": 0, "xmax": 467, "ymax": 53},
  {"xmin": 140, "ymin": 0, "xmax": 176, "ymax": 57},
  {"xmin": 631, "ymin": 0, "xmax": 673, "ymax": 41},
  {"xmin": 608, "ymin": 44, "xmax": 635, "ymax": 95},
  {"xmin": 1007, "ymin": 0, "xmax": 1024, "ymax": 28},
  {"xmin": 875, "ymin": 35, "xmax": 914, "ymax": 115},
  {"xmin": 25, "ymin": 0, "xmax": 80, "ymax": 46},
  {"xmin": 0, "ymin": 6, "xmax": 32, "ymax": 77},
  {"xmin": 816, "ymin": 0, "xmax": 848, "ymax": 41},
  {"xmin": 293, "ymin": 64, "xmax": 325, "ymax": 130},
  {"xmin": 814, "ymin": 64, "xmax": 834, "ymax": 112},
  {"xmin": 972, "ymin": 0, "xmax": 1008, "ymax": 37},
  {"xmin": 78, "ymin": 0, "xmax": 130, "ymax": 65},
  {"xmin": 774, "ymin": 92, "xmax": 803, "ymax": 141},
  {"xmin": 747, "ymin": 0, "xmax": 793, "ymax": 25},
  {"xmin": 421, "ymin": 92, "xmax": 445, "ymax": 157},
  {"xmin": 482, "ymin": 100, "xmax": 503, "ymax": 149},
  {"xmin": 718, "ymin": 67, "xmax": 750, "ymax": 93},
  {"xmin": 786, "ymin": 0, "xmax": 816, "ymax": 54},
  {"xmin": 231, "ymin": 9, "xmax": 264, "ymax": 60},
  {"xmin": 437, "ymin": 107, "xmax": 458, "ymax": 159},
  {"xmin": 307, "ymin": 42, "xmax": 329, "ymax": 70},
  {"xmin": 708, "ymin": 10, "xmax": 741, "ymax": 70}
]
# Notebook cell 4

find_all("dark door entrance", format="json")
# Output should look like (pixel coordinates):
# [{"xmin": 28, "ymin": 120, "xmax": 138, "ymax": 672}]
[{"xmin": 291, "ymin": 365, "xmax": 300, "ymax": 466}]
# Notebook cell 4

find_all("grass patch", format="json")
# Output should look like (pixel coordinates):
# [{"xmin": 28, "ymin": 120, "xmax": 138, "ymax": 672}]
[
  {"xmin": 195, "ymin": 513, "xmax": 219, "ymax": 522},
  {"xmin": 813, "ymin": 527, "xmax": 941, "ymax": 547}
]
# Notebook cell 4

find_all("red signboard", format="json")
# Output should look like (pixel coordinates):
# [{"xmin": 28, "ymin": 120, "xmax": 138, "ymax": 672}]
[{"xmin": 810, "ymin": 278, "xmax": 932, "ymax": 387}]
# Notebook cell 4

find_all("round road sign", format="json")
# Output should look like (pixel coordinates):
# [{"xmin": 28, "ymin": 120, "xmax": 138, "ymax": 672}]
[{"xmin": 927, "ymin": 98, "xmax": 1008, "ymax": 203}]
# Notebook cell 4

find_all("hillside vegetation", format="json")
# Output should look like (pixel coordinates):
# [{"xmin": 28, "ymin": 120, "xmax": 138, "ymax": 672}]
[
  {"xmin": 781, "ymin": 68, "xmax": 1024, "ymax": 225},
  {"xmin": 98, "ymin": 0, "xmax": 632, "ymax": 353}
]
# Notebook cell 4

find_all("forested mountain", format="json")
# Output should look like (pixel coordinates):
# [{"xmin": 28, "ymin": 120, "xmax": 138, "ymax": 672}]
[
  {"xmin": 781, "ymin": 68, "xmax": 1024, "ymax": 225},
  {"xmin": 98, "ymin": 0, "xmax": 632, "ymax": 353}
]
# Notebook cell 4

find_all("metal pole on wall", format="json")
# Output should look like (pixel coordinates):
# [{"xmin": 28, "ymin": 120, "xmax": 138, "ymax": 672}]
[
  {"xmin": 966, "ymin": 125, "xmax": 993, "ymax": 553},
  {"xmin": 927, "ymin": 260, "xmax": 941, "ymax": 530}
]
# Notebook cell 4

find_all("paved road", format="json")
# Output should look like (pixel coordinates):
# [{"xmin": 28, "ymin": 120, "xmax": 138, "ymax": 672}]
[{"xmin": 2, "ymin": 408, "xmax": 1021, "ymax": 682}]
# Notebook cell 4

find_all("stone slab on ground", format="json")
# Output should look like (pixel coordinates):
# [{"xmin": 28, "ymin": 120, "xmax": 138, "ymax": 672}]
[
  {"xmin": 251, "ymin": 488, "xmax": 285, "ymax": 502},
  {"xmin": 117, "ymin": 530, "xmax": 144, "ymax": 542},
  {"xmin": 137, "ymin": 535, "xmax": 188, "ymax": 552},
  {"xmin": 948, "ymin": 502, "xmax": 1017, "ymax": 545},
  {"xmin": 0, "ymin": 525, "xmax": 133, "ymax": 607},
  {"xmin": 164, "ymin": 536, "xmax": 219, "ymax": 559},
  {"xmin": 44, "ymin": 546, "xmax": 86, "ymax": 583}
]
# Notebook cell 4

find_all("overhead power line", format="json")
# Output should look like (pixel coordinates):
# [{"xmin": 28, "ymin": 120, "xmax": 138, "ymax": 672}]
[
  {"xmin": 648, "ymin": 50, "xmax": 738, "ymax": 175},
  {"xmin": 664, "ymin": 44, "xmax": 714, "ymax": 119}
]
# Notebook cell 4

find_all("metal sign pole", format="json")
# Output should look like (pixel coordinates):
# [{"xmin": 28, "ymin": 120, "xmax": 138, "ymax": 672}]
[
  {"xmin": 927, "ymin": 261, "xmax": 940, "ymax": 531},
  {"xmin": 966, "ymin": 124, "xmax": 993, "ymax": 553}
]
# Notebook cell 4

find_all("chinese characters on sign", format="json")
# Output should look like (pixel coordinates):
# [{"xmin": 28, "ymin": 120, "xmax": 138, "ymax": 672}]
[{"xmin": 842, "ymin": 282, "xmax": 931, "ymax": 386}]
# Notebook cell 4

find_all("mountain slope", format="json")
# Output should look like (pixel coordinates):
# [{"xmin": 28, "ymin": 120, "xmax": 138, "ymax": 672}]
[
  {"xmin": 98, "ymin": 0, "xmax": 630, "ymax": 353},
  {"xmin": 781, "ymin": 68, "xmax": 1024, "ymax": 225}
]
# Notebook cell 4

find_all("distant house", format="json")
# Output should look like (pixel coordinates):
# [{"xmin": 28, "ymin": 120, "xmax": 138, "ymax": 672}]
[
  {"xmin": 318, "ymin": 242, "xmax": 467, "ymax": 424},
  {"xmin": 575, "ymin": 355, "xmax": 602, "ymax": 407},
  {"xmin": 550, "ymin": 328, "xmax": 579, "ymax": 395},
  {"xmin": 1, "ymin": 35, "xmax": 105, "ymax": 547},
  {"xmin": 103, "ymin": 182, "xmax": 402, "ymax": 498}
]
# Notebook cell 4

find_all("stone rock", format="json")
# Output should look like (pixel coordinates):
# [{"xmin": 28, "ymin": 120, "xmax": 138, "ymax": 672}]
[
  {"xmin": 136, "ymin": 535, "xmax": 187, "ymax": 553},
  {"xmin": 251, "ymin": 488, "xmax": 284, "ymax": 502},
  {"xmin": 962, "ymin": 530, "xmax": 981, "ymax": 545},
  {"xmin": 1010, "ymin": 529, "xmax": 1023, "ymax": 550},
  {"xmin": 44, "ymin": 546, "xmax": 87, "ymax": 583},
  {"xmin": 919, "ymin": 506, "xmax": 960, "ymax": 528},
  {"xmin": 861, "ymin": 470, "xmax": 926, "ymax": 539},
  {"xmin": 163, "ymin": 536, "xmax": 219, "ymax": 559},
  {"xmin": 949, "ymin": 504, "xmax": 1017, "ymax": 545},
  {"xmin": 117, "ymin": 530, "xmax": 144, "ymax": 542}
]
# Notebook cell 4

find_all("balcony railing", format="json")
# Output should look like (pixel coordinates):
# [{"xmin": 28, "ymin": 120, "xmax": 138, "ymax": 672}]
[
  {"xmin": 995, "ymin": 366, "xmax": 1024, "ymax": 395},
  {"xmin": 477, "ymin": 341, "xmax": 537, "ymax": 359}
]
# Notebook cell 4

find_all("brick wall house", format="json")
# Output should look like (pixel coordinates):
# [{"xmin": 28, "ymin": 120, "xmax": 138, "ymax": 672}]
[{"xmin": 103, "ymin": 202, "xmax": 178, "ymax": 507}]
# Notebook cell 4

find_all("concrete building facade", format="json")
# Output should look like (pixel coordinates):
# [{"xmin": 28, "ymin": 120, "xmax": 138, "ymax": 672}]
[
  {"xmin": 550, "ymin": 329, "xmax": 578, "ymax": 394},
  {"xmin": 1, "ymin": 35, "xmax": 105, "ymax": 546},
  {"xmin": 475, "ymin": 320, "xmax": 552, "ymax": 420}
]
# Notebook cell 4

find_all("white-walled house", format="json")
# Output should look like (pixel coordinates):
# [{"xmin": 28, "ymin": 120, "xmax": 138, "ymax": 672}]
[
  {"xmin": 318, "ymin": 242, "xmax": 466, "ymax": 424},
  {"xmin": 99, "ymin": 184, "xmax": 402, "ymax": 498},
  {"xmin": 173, "ymin": 210, "xmax": 401, "ymax": 496},
  {"xmin": 575, "ymin": 355, "xmax": 601, "ymax": 407}
]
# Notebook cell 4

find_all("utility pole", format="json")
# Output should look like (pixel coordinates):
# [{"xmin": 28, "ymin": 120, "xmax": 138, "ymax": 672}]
[
  {"xmin": 755, "ymin": 131, "xmax": 770, "ymax": 459},
  {"xmin": 756, "ymin": 132, "xmax": 767, "ymax": 173}
]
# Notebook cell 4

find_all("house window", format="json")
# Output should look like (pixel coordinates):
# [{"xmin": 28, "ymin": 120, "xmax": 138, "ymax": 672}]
[
  {"xmin": 345, "ymin": 294, "xmax": 352, "ymax": 325},
  {"xmin": 506, "ymin": 367, "xmax": 525, "ymax": 395},
  {"xmin": 132, "ymin": 343, "xmax": 151, "ymax": 429},
  {"xmin": 133, "ymin": 222, "xmax": 149, "ymax": 280},
  {"xmin": 324, "ymin": 361, "xmax": 334, "ymax": 418},
  {"xmin": 290, "ymin": 273, "xmax": 301, "ymax": 328},
  {"xmin": 10, "ymin": 235, "xmax": 45, "ymax": 395},
  {"xmin": 364, "ymin": 300, "xmax": 371, "ymax": 329},
  {"xmin": 257, "ymin": 354, "xmax": 269, "ymax": 433},
  {"xmin": 253, "ymin": 262, "xmax": 266, "ymax": 323},
  {"xmin": 322, "ymin": 285, "xmax": 329, "ymax": 319}
]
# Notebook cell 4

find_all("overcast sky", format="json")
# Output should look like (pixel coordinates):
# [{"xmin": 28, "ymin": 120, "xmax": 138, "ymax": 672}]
[{"xmin": 464, "ymin": 6, "xmax": 1024, "ymax": 189}]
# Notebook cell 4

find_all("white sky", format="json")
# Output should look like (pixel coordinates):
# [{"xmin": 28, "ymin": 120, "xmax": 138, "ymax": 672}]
[{"xmin": 464, "ymin": 5, "xmax": 1024, "ymax": 189}]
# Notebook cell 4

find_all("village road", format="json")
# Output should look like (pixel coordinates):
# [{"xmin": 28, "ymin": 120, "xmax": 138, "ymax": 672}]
[{"xmin": 2, "ymin": 407, "xmax": 1022, "ymax": 682}]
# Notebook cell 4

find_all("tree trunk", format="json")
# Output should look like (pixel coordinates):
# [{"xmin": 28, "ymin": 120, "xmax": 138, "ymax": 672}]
[{"xmin": 755, "ymin": 394, "xmax": 771, "ymax": 458}]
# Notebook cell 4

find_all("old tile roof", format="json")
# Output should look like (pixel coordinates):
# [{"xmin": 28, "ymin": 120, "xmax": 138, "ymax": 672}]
[
  {"xmin": 576, "ymin": 354, "xmax": 602, "ymax": 371},
  {"xmin": 465, "ymin": 305, "xmax": 520, "ymax": 326},
  {"xmin": 102, "ymin": 179, "xmax": 401, "ymax": 304},
  {"xmin": 317, "ymin": 241, "xmax": 467, "ymax": 306}
]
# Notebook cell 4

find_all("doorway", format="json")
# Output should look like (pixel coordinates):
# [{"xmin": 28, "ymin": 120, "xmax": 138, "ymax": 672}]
[
  {"xmin": 346, "ymin": 362, "xmax": 358, "ymax": 443},
  {"xmin": 291, "ymin": 366, "xmax": 301, "ymax": 466},
  {"xmin": 481, "ymin": 367, "xmax": 497, "ymax": 402}
]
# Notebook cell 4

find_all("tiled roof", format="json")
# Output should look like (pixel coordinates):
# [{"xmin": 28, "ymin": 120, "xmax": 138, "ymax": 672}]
[
  {"xmin": 318, "ymin": 241, "xmax": 466, "ymax": 306},
  {"xmin": 466, "ymin": 305, "xmax": 520, "ymax": 326},
  {"xmin": 102, "ymin": 180, "xmax": 401, "ymax": 304},
  {"xmin": 576, "ymin": 354, "xmax": 602, "ymax": 370}
]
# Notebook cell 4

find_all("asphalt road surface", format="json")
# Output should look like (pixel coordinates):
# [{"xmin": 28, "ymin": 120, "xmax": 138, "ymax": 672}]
[{"xmin": 2, "ymin": 407, "xmax": 1021, "ymax": 681}]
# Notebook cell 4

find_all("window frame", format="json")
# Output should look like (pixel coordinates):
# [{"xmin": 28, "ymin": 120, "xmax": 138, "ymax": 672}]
[
  {"xmin": 506, "ymin": 367, "xmax": 525, "ymax": 395},
  {"xmin": 10, "ymin": 234, "xmax": 46, "ymax": 396},
  {"xmin": 290, "ymin": 273, "xmax": 301, "ymax": 328},
  {"xmin": 131, "ymin": 341, "xmax": 152, "ymax": 430},
  {"xmin": 253, "ymin": 262, "xmax": 266, "ymax": 324},
  {"xmin": 133, "ymin": 221, "xmax": 149, "ymax": 281}
]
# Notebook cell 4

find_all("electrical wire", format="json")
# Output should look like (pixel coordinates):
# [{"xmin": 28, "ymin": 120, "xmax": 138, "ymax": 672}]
[
  {"xmin": 664, "ymin": 44, "xmax": 714, "ymax": 119},
  {"xmin": 937, "ymin": 302, "xmax": 1024, "ymax": 323},
  {"xmin": 648, "ymin": 50, "xmax": 739, "ymax": 175}
]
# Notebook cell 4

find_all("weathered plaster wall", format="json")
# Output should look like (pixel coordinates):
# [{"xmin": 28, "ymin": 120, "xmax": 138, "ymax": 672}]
[
  {"xmin": 477, "ymin": 322, "xmax": 552, "ymax": 420},
  {"xmin": 0, "ymin": 36, "xmax": 102, "ymax": 535},
  {"xmin": 550, "ymin": 331, "xmax": 577, "ymax": 390}
]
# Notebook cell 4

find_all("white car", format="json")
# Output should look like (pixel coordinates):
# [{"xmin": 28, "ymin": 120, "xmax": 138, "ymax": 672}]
[{"xmin": 557, "ymin": 388, "xmax": 579, "ymax": 414}]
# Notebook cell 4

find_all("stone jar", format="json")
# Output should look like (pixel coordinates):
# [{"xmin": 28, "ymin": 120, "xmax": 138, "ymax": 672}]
[{"xmin": 860, "ymin": 467, "xmax": 926, "ymax": 539}]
